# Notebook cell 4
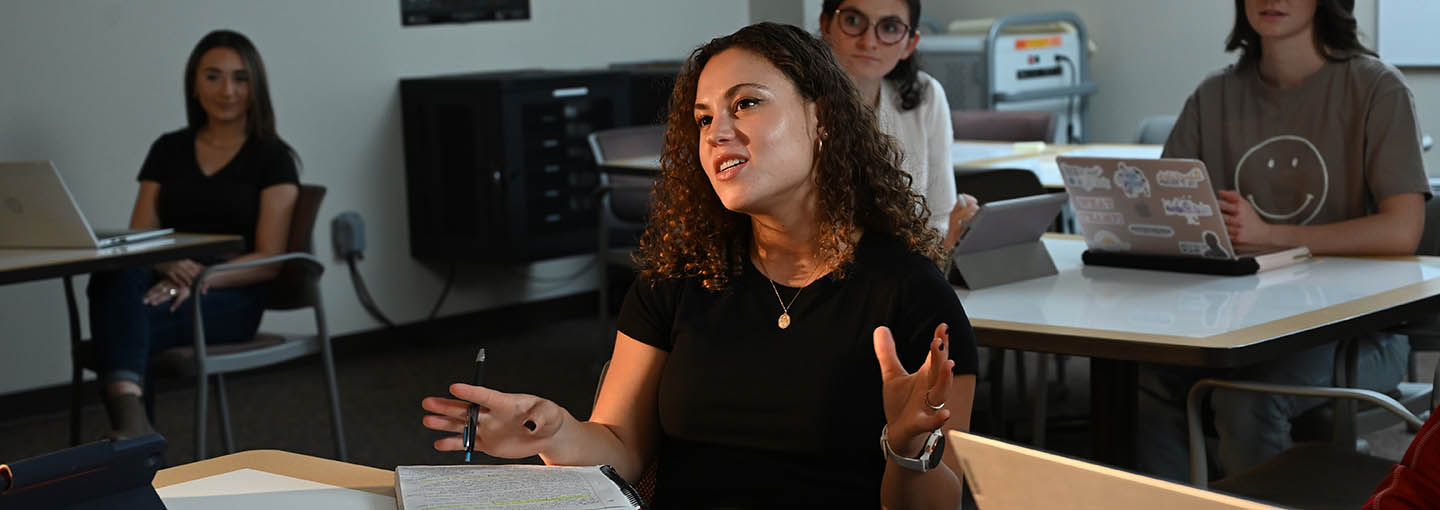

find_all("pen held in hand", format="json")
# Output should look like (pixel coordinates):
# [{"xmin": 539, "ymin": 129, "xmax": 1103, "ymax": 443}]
[{"xmin": 464, "ymin": 347, "xmax": 486, "ymax": 463}]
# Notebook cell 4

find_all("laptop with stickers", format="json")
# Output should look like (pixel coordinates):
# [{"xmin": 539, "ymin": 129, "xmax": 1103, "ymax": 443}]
[{"xmin": 1055, "ymin": 156, "xmax": 1310, "ymax": 275}]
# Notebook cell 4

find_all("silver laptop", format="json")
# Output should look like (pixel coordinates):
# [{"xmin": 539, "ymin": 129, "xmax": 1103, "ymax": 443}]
[
  {"xmin": 0, "ymin": 161, "xmax": 172, "ymax": 249},
  {"xmin": 1056, "ymin": 156, "xmax": 1241, "ymax": 259},
  {"xmin": 948, "ymin": 431, "xmax": 1281, "ymax": 509}
]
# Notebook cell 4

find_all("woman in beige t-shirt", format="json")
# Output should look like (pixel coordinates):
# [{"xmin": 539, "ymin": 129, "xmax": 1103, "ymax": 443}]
[{"xmin": 1137, "ymin": 0, "xmax": 1429, "ymax": 483}]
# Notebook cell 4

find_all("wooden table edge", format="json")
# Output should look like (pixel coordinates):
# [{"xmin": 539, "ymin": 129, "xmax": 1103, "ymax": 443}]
[{"xmin": 154, "ymin": 449, "xmax": 394, "ymax": 498}]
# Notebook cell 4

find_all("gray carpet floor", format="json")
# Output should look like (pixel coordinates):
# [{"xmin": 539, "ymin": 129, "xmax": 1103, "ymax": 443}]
[{"xmin": 1, "ymin": 318, "xmax": 1432, "ymax": 481}]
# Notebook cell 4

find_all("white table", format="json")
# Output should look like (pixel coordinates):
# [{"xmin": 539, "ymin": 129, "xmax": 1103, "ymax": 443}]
[
  {"xmin": 951, "ymin": 141, "xmax": 1163, "ymax": 189},
  {"xmin": 958, "ymin": 235, "xmax": 1440, "ymax": 466}
]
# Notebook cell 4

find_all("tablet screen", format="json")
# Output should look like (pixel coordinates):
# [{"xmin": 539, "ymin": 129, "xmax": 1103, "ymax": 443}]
[{"xmin": 953, "ymin": 193, "xmax": 1068, "ymax": 255}]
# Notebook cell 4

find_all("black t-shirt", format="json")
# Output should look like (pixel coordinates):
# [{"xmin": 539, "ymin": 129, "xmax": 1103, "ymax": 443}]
[
  {"xmin": 137, "ymin": 128, "xmax": 299, "ymax": 254},
  {"xmin": 617, "ymin": 232, "xmax": 979, "ymax": 508}
]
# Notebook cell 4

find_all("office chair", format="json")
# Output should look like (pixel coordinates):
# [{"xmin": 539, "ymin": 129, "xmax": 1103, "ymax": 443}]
[
  {"xmin": 1386, "ymin": 192, "xmax": 1440, "ymax": 405},
  {"xmin": 587, "ymin": 125, "xmax": 663, "ymax": 320},
  {"xmin": 951, "ymin": 110, "xmax": 1054, "ymax": 143},
  {"xmin": 70, "ymin": 184, "xmax": 348, "ymax": 462},
  {"xmin": 1185, "ymin": 342, "xmax": 1435, "ymax": 510},
  {"xmin": 1134, "ymin": 115, "xmax": 1178, "ymax": 145}
]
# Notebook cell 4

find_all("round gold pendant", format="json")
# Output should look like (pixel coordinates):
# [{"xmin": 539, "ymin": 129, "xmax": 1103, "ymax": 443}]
[{"xmin": 778, "ymin": 313, "xmax": 791, "ymax": 329}]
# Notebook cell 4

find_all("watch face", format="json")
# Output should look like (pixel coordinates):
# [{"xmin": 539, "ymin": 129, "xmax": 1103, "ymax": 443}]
[{"xmin": 925, "ymin": 432, "xmax": 947, "ymax": 470}]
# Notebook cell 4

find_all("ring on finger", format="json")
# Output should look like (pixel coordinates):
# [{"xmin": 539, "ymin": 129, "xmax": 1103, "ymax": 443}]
[
  {"xmin": 166, "ymin": 286, "xmax": 177, "ymax": 296},
  {"xmin": 924, "ymin": 389, "xmax": 946, "ymax": 411}
]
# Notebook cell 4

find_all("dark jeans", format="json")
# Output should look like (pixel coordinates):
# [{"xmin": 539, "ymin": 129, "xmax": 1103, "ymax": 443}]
[{"xmin": 87, "ymin": 266, "xmax": 265, "ymax": 385}]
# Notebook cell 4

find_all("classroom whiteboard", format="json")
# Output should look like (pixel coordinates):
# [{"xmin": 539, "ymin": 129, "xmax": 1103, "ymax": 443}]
[{"xmin": 1378, "ymin": 0, "xmax": 1440, "ymax": 67}]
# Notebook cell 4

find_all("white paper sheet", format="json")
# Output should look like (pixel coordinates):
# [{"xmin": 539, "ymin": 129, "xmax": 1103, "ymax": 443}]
[
  {"xmin": 1060, "ymin": 145, "xmax": 1163, "ymax": 160},
  {"xmin": 157, "ymin": 468, "xmax": 394, "ymax": 510},
  {"xmin": 951, "ymin": 142, "xmax": 1025, "ymax": 164},
  {"xmin": 395, "ymin": 464, "xmax": 637, "ymax": 510},
  {"xmin": 980, "ymin": 145, "xmax": 1165, "ymax": 188}
]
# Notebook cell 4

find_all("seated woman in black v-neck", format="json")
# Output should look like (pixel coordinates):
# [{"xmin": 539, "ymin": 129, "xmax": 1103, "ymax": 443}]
[
  {"xmin": 422, "ymin": 23, "xmax": 978, "ymax": 509},
  {"xmin": 87, "ymin": 30, "xmax": 299, "ymax": 440},
  {"xmin": 139, "ymin": 128, "xmax": 298, "ymax": 257}
]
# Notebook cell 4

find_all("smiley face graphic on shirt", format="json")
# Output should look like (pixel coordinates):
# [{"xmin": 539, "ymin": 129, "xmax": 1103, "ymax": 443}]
[{"xmin": 1234, "ymin": 135, "xmax": 1329, "ymax": 225}]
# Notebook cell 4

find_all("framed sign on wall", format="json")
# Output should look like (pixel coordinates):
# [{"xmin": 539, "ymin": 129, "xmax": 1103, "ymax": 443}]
[{"xmin": 401, "ymin": 0, "xmax": 530, "ymax": 26}]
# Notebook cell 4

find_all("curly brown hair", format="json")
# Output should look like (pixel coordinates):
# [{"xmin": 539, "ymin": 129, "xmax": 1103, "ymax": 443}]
[{"xmin": 635, "ymin": 22, "xmax": 942, "ymax": 291}]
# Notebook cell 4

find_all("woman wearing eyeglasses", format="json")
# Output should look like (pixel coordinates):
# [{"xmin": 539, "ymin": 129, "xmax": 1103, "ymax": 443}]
[{"xmin": 820, "ymin": 0, "xmax": 978, "ymax": 248}]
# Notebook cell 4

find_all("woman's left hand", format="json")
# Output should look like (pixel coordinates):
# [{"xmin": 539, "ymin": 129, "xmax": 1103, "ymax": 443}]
[
  {"xmin": 1216, "ymin": 190, "xmax": 1274, "ymax": 251},
  {"xmin": 142, "ymin": 279, "xmax": 196, "ymax": 312},
  {"xmin": 873, "ymin": 323, "xmax": 954, "ymax": 457}
]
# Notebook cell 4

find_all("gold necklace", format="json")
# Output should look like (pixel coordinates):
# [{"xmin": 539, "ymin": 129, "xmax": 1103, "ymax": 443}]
[{"xmin": 757, "ymin": 256, "xmax": 813, "ymax": 330}]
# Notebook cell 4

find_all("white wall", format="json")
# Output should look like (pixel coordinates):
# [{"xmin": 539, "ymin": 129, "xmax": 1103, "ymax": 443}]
[
  {"xmin": 0, "ymin": 0, "xmax": 749, "ymax": 396},
  {"xmin": 924, "ymin": 0, "xmax": 1440, "ymax": 174}
]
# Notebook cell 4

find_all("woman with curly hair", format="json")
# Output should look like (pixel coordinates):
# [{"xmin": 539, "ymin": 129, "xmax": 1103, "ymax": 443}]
[
  {"xmin": 820, "ymin": 0, "xmax": 979, "ymax": 248},
  {"xmin": 422, "ymin": 22, "xmax": 977, "ymax": 508}
]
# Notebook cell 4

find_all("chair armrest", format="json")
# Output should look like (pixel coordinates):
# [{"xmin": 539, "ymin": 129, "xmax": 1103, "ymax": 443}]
[
  {"xmin": 187, "ymin": 253, "xmax": 324, "ymax": 357},
  {"xmin": 1185, "ymin": 378, "xmax": 1423, "ymax": 487},
  {"xmin": 193, "ymin": 252, "xmax": 323, "ymax": 287}
]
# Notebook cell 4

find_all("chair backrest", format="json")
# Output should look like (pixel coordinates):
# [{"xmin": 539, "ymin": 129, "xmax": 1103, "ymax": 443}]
[
  {"xmin": 607, "ymin": 183, "xmax": 653, "ymax": 224},
  {"xmin": 1418, "ymin": 192, "xmax": 1440, "ymax": 256},
  {"xmin": 1135, "ymin": 114, "xmax": 1178, "ymax": 145},
  {"xmin": 951, "ymin": 110, "xmax": 1054, "ymax": 143},
  {"xmin": 588, "ymin": 124, "xmax": 665, "ymax": 164},
  {"xmin": 265, "ymin": 183, "xmax": 326, "ymax": 310},
  {"xmin": 953, "ymin": 168, "xmax": 1047, "ymax": 203}
]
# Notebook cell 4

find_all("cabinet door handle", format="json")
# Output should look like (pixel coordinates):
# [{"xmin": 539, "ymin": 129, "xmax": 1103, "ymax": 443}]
[{"xmin": 552, "ymin": 87, "xmax": 589, "ymax": 98}]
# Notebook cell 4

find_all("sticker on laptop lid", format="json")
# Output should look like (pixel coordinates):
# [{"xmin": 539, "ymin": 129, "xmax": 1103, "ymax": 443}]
[
  {"xmin": 1059, "ymin": 163, "xmax": 1112, "ymax": 192},
  {"xmin": 1091, "ymin": 230, "xmax": 1132, "ymax": 251},
  {"xmin": 1161, "ymin": 195, "xmax": 1215, "ymax": 225},
  {"xmin": 1177, "ymin": 231, "xmax": 1231, "ymax": 259},
  {"xmin": 1071, "ymin": 196, "xmax": 1114, "ymax": 210},
  {"xmin": 1113, "ymin": 162, "xmax": 1151, "ymax": 198},
  {"xmin": 1128, "ymin": 224, "xmax": 1175, "ymax": 238},
  {"xmin": 1076, "ymin": 211, "xmax": 1124, "ymax": 225},
  {"xmin": 1156, "ymin": 166, "xmax": 1207, "ymax": 189}
]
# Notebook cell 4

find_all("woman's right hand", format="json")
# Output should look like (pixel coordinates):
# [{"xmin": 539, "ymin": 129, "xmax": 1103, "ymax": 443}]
[
  {"xmin": 155, "ymin": 259, "xmax": 205, "ymax": 289},
  {"xmin": 945, "ymin": 194, "xmax": 981, "ymax": 247},
  {"xmin": 421, "ymin": 384, "xmax": 567, "ymax": 460}
]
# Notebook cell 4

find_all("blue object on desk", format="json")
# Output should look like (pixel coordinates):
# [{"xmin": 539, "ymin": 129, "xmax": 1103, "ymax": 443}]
[{"xmin": 0, "ymin": 434, "xmax": 167, "ymax": 510}]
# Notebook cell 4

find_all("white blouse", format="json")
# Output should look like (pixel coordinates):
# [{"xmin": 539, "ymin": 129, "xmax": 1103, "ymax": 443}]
[{"xmin": 874, "ymin": 70, "xmax": 956, "ymax": 239}]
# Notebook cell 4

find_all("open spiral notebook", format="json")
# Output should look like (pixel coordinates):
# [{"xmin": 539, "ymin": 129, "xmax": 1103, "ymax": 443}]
[{"xmin": 395, "ymin": 464, "xmax": 644, "ymax": 510}]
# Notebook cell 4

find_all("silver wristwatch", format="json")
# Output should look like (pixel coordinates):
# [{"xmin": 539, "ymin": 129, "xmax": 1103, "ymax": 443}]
[{"xmin": 880, "ymin": 425, "xmax": 946, "ymax": 472}]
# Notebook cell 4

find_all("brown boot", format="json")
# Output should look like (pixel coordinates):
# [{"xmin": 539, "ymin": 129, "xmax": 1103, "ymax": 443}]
[{"xmin": 103, "ymin": 393, "xmax": 155, "ymax": 440}]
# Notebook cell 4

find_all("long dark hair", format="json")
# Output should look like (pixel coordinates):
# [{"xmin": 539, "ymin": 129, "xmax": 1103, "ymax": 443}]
[
  {"xmin": 635, "ymin": 22, "xmax": 942, "ymax": 291},
  {"xmin": 821, "ymin": 0, "xmax": 928, "ymax": 111},
  {"xmin": 1226, "ymin": 0, "xmax": 1375, "ymax": 65},
  {"xmin": 183, "ymin": 29, "xmax": 298, "ymax": 163}
]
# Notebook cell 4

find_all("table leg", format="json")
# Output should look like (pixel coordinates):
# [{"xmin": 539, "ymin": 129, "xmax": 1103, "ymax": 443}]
[
  {"xmin": 64, "ymin": 275, "xmax": 83, "ymax": 446},
  {"xmin": 1090, "ymin": 358, "xmax": 1137, "ymax": 468}
]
